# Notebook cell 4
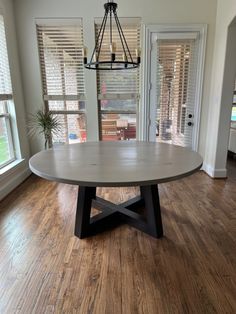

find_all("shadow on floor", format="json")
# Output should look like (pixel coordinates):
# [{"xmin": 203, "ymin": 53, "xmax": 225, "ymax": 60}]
[{"xmin": 227, "ymin": 152, "xmax": 236, "ymax": 179}]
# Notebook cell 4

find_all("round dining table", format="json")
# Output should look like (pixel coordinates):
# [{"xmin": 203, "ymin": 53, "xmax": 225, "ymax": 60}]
[{"xmin": 29, "ymin": 141, "xmax": 203, "ymax": 239}]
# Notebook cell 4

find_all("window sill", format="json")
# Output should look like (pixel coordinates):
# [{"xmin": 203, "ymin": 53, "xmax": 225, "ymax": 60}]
[{"xmin": 0, "ymin": 159, "xmax": 26, "ymax": 176}]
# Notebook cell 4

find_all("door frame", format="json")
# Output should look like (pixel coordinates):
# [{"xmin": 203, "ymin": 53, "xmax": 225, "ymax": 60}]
[{"xmin": 140, "ymin": 24, "xmax": 207, "ymax": 151}]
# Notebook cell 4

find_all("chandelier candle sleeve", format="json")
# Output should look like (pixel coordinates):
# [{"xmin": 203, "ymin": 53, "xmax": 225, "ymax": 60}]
[
  {"xmin": 122, "ymin": 53, "xmax": 128, "ymax": 68},
  {"xmin": 93, "ymin": 52, "xmax": 97, "ymax": 62},
  {"xmin": 83, "ymin": 47, "xmax": 88, "ymax": 64},
  {"xmin": 136, "ymin": 48, "xmax": 141, "ymax": 64},
  {"xmin": 110, "ymin": 42, "xmax": 116, "ymax": 61}
]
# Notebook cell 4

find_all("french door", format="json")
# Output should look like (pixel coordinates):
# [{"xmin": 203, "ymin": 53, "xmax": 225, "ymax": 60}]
[{"xmin": 145, "ymin": 27, "xmax": 206, "ymax": 150}]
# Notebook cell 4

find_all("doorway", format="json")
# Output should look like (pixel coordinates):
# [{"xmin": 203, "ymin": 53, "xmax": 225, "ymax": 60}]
[
  {"xmin": 141, "ymin": 24, "xmax": 207, "ymax": 150},
  {"xmin": 227, "ymin": 77, "xmax": 236, "ymax": 179},
  {"xmin": 214, "ymin": 17, "xmax": 236, "ymax": 178}
]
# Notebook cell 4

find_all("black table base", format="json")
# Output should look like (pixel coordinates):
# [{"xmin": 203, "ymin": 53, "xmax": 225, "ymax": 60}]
[{"xmin": 74, "ymin": 185, "xmax": 163, "ymax": 239}]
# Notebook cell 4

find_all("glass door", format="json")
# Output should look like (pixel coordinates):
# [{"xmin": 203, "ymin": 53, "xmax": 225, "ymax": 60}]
[{"xmin": 149, "ymin": 32, "xmax": 199, "ymax": 148}]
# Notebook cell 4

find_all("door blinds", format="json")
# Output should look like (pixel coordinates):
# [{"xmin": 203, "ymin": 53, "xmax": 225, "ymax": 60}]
[
  {"xmin": 95, "ymin": 18, "xmax": 141, "ymax": 102},
  {"xmin": 156, "ymin": 37, "xmax": 198, "ymax": 147},
  {"xmin": 36, "ymin": 20, "xmax": 86, "ymax": 104}
]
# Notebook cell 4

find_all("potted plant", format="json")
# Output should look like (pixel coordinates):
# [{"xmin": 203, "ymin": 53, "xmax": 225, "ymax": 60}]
[{"xmin": 28, "ymin": 108, "xmax": 61, "ymax": 149}]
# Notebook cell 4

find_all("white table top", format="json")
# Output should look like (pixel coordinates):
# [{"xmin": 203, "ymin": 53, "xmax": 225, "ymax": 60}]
[{"xmin": 29, "ymin": 141, "xmax": 203, "ymax": 187}]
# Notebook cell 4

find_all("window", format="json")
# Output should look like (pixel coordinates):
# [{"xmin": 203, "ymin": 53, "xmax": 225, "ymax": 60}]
[
  {"xmin": 0, "ymin": 15, "xmax": 15, "ymax": 169},
  {"xmin": 95, "ymin": 18, "xmax": 141, "ymax": 141},
  {"xmin": 37, "ymin": 20, "xmax": 86, "ymax": 144}
]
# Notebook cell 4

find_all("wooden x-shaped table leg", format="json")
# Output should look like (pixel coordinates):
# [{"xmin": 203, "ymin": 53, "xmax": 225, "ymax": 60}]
[{"xmin": 74, "ymin": 185, "xmax": 163, "ymax": 239}]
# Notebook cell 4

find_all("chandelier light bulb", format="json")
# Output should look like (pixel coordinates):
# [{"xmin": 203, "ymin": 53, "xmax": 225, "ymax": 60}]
[
  {"xmin": 110, "ymin": 42, "xmax": 116, "ymax": 54},
  {"xmin": 83, "ymin": 46, "xmax": 88, "ymax": 58}
]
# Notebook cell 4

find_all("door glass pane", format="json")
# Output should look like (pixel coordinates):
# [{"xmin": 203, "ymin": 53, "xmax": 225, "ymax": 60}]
[{"xmin": 155, "ymin": 38, "xmax": 197, "ymax": 147}]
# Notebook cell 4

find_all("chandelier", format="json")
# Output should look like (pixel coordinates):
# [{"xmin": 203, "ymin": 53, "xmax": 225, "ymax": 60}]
[{"xmin": 83, "ymin": 0, "xmax": 141, "ymax": 70}]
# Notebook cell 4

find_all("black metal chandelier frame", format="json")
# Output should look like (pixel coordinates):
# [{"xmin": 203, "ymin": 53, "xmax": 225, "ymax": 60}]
[{"xmin": 84, "ymin": 1, "xmax": 141, "ymax": 70}]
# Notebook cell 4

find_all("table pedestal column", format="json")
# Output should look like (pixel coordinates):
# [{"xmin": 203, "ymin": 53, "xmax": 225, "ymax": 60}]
[{"xmin": 74, "ymin": 185, "xmax": 163, "ymax": 239}]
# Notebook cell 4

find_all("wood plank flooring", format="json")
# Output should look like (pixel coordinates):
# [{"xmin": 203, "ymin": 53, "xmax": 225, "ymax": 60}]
[{"xmin": 0, "ymin": 171, "xmax": 236, "ymax": 313}]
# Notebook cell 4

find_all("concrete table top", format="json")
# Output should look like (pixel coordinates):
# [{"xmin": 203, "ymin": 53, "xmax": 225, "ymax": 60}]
[{"xmin": 29, "ymin": 141, "xmax": 203, "ymax": 187}]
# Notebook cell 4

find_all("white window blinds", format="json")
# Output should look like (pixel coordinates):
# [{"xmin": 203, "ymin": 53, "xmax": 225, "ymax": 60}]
[
  {"xmin": 0, "ymin": 15, "xmax": 12, "ymax": 101},
  {"xmin": 156, "ymin": 37, "xmax": 198, "ymax": 147},
  {"xmin": 36, "ymin": 20, "xmax": 87, "ymax": 145},
  {"xmin": 0, "ymin": 15, "xmax": 15, "ymax": 168},
  {"xmin": 95, "ymin": 18, "xmax": 140, "ymax": 101},
  {"xmin": 36, "ymin": 20, "xmax": 86, "ymax": 103}
]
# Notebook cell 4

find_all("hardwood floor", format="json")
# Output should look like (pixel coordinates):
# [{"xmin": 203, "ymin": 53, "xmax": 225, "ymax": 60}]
[{"xmin": 0, "ymin": 171, "xmax": 236, "ymax": 313}]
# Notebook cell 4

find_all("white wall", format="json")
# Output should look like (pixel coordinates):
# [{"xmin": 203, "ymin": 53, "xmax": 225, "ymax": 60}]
[
  {"xmin": 0, "ymin": 0, "xmax": 30, "ymax": 200},
  {"xmin": 13, "ymin": 0, "xmax": 217, "ymax": 163},
  {"xmin": 204, "ymin": 0, "xmax": 236, "ymax": 177}
]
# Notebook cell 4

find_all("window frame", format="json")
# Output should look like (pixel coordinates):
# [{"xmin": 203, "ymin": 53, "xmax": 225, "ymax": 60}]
[
  {"xmin": 36, "ymin": 18, "xmax": 87, "ymax": 144},
  {"xmin": 94, "ymin": 17, "xmax": 141, "ymax": 141},
  {"xmin": 0, "ymin": 113, "xmax": 15, "ymax": 168},
  {"xmin": 0, "ymin": 15, "xmax": 15, "ymax": 169}
]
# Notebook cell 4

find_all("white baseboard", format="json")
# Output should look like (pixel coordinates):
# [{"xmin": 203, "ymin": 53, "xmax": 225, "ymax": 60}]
[
  {"xmin": 202, "ymin": 162, "xmax": 227, "ymax": 178},
  {"xmin": 0, "ymin": 162, "xmax": 31, "ymax": 201}
]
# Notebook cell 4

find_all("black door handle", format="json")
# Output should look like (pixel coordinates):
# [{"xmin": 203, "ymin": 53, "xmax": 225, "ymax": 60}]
[
  {"xmin": 188, "ymin": 122, "xmax": 193, "ymax": 126},
  {"xmin": 188, "ymin": 114, "xmax": 193, "ymax": 118}
]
